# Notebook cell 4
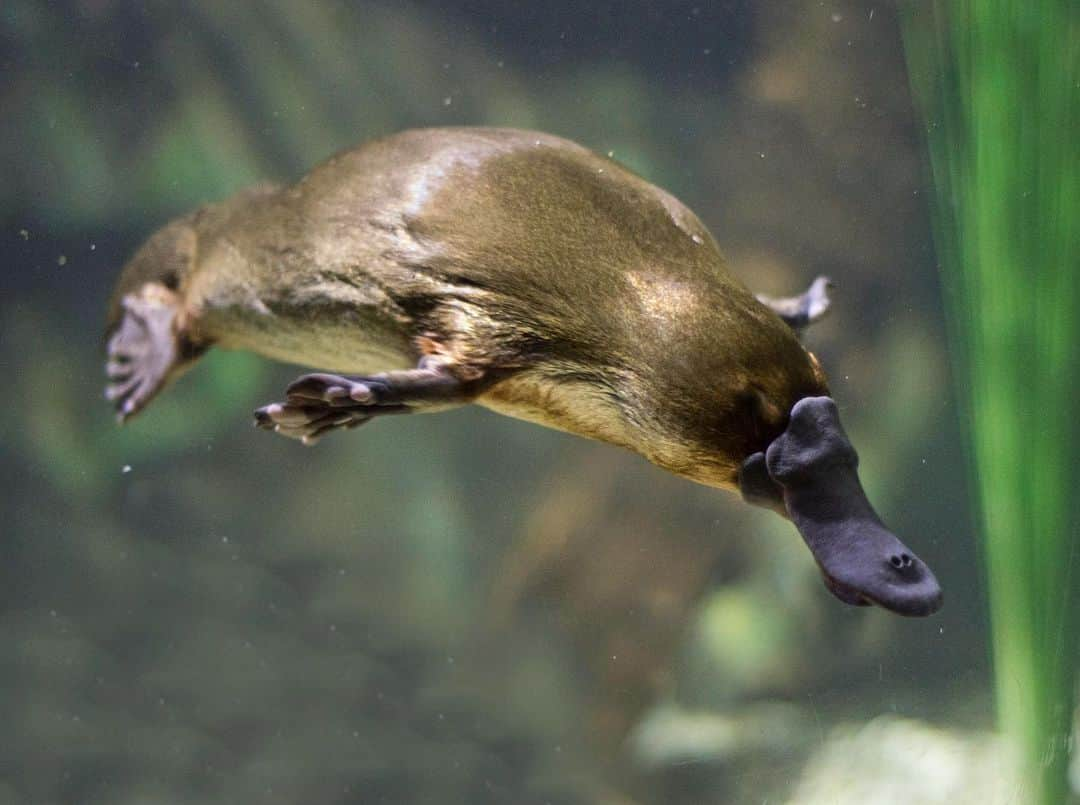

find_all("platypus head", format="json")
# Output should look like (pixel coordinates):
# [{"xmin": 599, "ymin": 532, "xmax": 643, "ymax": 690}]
[{"xmin": 738, "ymin": 396, "xmax": 942, "ymax": 616}]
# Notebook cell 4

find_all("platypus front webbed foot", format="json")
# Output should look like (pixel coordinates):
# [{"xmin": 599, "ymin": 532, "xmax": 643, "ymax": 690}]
[
  {"xmin": 739, "ymin": 396, "xmax": 942, "ymax": 617},
  {"xmin": 253, "ymin": 361, "xmax": 473, "ymax": 445},
  {"xmin": 757, "ymin": 275, "xmax": 833, "ymax": 334}
]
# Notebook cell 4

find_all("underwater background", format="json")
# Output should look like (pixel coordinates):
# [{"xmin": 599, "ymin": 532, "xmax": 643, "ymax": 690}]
[{"xmin": 2, "ymin": 1, "xmax": 1075, "ymax": 803}]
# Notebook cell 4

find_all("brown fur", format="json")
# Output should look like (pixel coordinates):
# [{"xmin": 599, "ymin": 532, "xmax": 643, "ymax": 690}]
[{"xmin": 107, "ymin": 127, "xmax": 829, "ymax": 488}]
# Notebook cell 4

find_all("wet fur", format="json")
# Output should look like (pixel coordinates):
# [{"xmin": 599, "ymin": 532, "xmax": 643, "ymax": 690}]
[{"xmin": 107, "ymin": 127, "xmax": 828, "ymax": 486}]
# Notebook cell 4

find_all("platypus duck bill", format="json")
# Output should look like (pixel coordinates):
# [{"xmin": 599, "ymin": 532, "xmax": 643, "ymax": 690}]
[{"xmin": 739, "ymin": 396, "xmax": 943, "ymax": 617}]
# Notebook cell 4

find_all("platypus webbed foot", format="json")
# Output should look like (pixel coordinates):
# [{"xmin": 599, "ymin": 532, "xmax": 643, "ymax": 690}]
[
  {"xmin": 748, "ymin": 396, "xmax": 942, "ymax": 617},
  {"xmin": 253, "ymin": 362, "xmax": 472, "ymax": 445},
  {"xmin": 106, "ymin": 284, "xmax": 203, "ymax": 423},
  {"xmin": 756, "ymin": 275, "xmax": 833, "ymax": 333}
]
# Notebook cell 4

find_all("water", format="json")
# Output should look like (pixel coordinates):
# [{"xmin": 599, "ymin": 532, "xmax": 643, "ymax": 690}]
[{"xmin": 3, "ymin": 2, "xmax": 1074, "ymax": 803}]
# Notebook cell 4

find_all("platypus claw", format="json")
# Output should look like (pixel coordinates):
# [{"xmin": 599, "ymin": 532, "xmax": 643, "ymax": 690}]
[
  {"xmin": 253, "ymin": 402, "xmax": 364, "ymax": 443},
  {"xmin": 105, "ymin": 290, "xmax": 181, "ymax": 423},
  {"xmin": 756, "ymin": 275, "xmax": 833, "ymax": 333},
  {"xmin": 254, "ymin": 372, "xmax": 414, "ymax": 445}
]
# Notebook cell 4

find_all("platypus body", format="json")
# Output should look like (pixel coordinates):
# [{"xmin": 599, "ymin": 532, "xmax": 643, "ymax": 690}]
[{"xmin": 105, "ymin": 127, "xmax": 942, "ymax": 616}]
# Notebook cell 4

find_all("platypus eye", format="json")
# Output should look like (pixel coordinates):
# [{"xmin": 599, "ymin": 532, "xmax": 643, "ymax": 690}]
[{"xmin": 734, "ymin": 384, "xmax": 782, "ymax": 448}]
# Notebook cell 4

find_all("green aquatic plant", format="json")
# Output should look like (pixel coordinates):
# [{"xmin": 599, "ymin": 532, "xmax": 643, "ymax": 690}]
[{"xmin": 902, "ymin": 2, "xmax": 1079, "ymax": 802}]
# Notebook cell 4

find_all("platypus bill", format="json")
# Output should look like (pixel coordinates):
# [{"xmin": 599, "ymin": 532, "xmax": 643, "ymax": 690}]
[{"xmin": 104, "ymin": 127, "xmax": 942, "ymax": 617}]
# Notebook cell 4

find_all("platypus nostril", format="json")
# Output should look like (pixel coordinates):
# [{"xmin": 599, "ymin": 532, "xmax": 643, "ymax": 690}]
[{"xmin": 888, "ymin": 553, "xmax": 916, "ymax": 572}]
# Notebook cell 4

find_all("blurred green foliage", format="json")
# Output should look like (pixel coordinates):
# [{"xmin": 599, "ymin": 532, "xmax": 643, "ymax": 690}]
[{"xmin": 903, "ymin": 2, "xmax": 1080, "ymax": 802}]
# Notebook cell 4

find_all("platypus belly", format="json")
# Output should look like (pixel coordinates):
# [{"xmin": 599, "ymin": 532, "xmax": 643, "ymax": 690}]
[{"xmin": 196, "ymin": 285, "xmax": 415, "ymax": 376}]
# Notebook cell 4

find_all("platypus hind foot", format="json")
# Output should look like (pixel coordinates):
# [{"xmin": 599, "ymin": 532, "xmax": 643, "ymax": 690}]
[
  {"xmin": 756, "ymin": 275, "xmax": 833, "ymax": 333},
  {"xmin": 253, "ymin": 361, "xmax": 475, "ymax": 445},
  {"xmin": 106, "ymin": 284, "xmax": 203, "ymax": 423}
]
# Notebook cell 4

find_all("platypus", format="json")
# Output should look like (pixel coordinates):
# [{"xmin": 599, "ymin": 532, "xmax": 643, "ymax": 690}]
[{"xmin": 104, "ymin": 127, "xmax": 942, "ymax": 616}]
